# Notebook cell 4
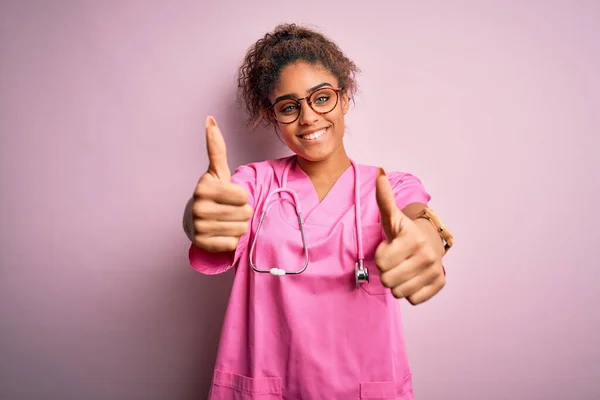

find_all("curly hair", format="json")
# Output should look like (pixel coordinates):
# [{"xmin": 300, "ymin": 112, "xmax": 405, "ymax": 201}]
[{"xmin": 237, "ymin": 23, "xmax": 360, "ymax": 129}]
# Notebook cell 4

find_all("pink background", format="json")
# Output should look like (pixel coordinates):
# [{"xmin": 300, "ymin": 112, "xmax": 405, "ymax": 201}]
[{"xmin": 1, "ymin": 1, "xmax": 599, "ymax": 399}]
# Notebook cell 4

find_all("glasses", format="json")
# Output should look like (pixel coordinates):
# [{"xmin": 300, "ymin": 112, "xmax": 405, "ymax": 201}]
[{"xmin": 268, "ymin": 87, "xmax": 343, "ymax": 124}]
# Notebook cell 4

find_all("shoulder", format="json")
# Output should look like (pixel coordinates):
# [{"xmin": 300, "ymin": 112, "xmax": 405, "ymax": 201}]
[
  {"xmin": 356, "ymin": 161, "xmax": 423, "ymax": 188},
  {"xmin": 231, "ymin": 155, "xmax": 295, "ymax": 188},
  {"xmin": 356, "ymin": 161, "xmax": 431, "ymax": 208}
]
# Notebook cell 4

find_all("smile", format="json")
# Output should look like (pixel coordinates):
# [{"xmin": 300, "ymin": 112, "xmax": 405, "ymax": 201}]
[{"xmin": 299, "ymin": 127, "xmax": 328, "ymax": 141}]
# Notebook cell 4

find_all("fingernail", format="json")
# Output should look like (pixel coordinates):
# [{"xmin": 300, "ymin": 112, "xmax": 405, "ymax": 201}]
[
  {"xmin": 206, "ymin": 116, "xmax": 216, "ymax": 127},
  {"xmin": 378, "ymin": 167, "xmax": 387, "ymax": 177}
]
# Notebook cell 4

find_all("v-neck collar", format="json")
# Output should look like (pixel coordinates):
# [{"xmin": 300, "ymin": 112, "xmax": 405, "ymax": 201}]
[{"xmin": 286, "ymin": 159, "xmax": 355, "ymax": 225}]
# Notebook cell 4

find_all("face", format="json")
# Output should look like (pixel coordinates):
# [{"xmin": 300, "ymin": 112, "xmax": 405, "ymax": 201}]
[{"xmin": 270, "ymin": 62, "xmax": 349, "ymax": 163}]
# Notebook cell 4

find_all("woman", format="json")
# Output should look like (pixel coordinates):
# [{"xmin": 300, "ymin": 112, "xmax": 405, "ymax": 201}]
[{"xmin": 183, "ymin": 23, "xmax": 453, "ymax": 400}]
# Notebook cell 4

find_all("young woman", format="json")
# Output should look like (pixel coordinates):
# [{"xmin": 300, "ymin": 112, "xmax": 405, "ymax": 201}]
[{"xmin": 183, "ymin": 23, "xmax": 454, "ymax": 400}]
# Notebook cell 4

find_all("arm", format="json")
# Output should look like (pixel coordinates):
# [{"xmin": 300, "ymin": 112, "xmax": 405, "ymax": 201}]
[
  {"xmin": 376, "ymin": 171, "xmax": 451, "ymax": 304},
  {"xmin": 402, "ymin": 202, "xmax": 446, "ymax": 259},
  {"xmin": 186, "ymin": 164, "xmax": 257, "ymax": 275},
  {"xmin": 388, "ymin": 172, "xmax": 447, "ymax": 259}
]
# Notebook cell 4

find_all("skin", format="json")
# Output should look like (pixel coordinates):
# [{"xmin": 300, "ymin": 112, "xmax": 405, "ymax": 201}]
[
  {"xmin": 185, "ymin": 61, "xmax": 448, "ymax": 305},
  {"xmin": 271, "ymin": 62, "xmax": 352, "ymax": 201}
]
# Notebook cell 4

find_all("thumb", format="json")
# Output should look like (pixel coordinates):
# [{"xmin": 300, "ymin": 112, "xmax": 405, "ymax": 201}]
[
  {"xmin": 376, "ymin": 168, "xmax": 404, "ymax": 241},
  {"xmin": 205, "ymin": 116, "xmax": 231, "ymax": 181}
]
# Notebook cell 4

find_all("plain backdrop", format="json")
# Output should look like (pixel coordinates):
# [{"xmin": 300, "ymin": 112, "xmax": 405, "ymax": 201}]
[{"xmin": 1, "ymin": 1, "xmax": 599, "ymax": 399}]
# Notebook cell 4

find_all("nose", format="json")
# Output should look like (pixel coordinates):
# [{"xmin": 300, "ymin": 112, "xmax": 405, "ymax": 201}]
[{"xmin": 298, "ymin": 99, "xmax": 318, "ymax": 126}]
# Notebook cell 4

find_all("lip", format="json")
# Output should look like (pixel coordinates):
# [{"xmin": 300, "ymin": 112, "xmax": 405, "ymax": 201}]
[{"xmin": 297, "ymin": 126, "xmax": 330, "ymax": 138}]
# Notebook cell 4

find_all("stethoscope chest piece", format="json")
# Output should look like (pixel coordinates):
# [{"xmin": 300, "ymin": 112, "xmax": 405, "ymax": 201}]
[{"xmin": 355, "ymin": 259, "xmax": 369, "ymax": 289}]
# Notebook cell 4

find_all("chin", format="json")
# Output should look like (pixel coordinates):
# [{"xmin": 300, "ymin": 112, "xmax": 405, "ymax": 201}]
[{"xmin": 296, "ymin": 149, "xmax": 334, "ymax": 163}]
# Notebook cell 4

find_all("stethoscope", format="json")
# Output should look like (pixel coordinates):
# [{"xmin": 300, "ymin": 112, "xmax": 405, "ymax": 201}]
[{"xmin": 249, "ymin": 157, "xmax": 369, "ymax": 289}]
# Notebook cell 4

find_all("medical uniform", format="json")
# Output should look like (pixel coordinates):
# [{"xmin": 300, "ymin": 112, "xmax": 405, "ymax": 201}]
[{"xmin": 190, "ymin": 155, "xmax": 431, "ymax": 400}]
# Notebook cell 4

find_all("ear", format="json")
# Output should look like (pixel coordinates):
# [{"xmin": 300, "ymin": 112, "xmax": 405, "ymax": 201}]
[
  {"xmin": 341, "ymin": 91, "xmax": 350, "ymax": 114},
  {"xmin": 250, "ymin": 108, "xmax": 267, "ymax": 130}
]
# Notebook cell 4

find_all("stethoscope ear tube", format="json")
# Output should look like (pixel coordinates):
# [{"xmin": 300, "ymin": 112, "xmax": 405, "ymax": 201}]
[
  {"xmin": 250, "ymin": 157, "xmax": 368, "ymax": 290},
  {"xmin": 249, "ymin": 188, "xmax": 309, "ymax": 276}
]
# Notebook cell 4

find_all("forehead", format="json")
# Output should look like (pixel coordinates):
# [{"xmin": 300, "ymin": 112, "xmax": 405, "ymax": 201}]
[{"xmin": 273, "ymin": 62, "xmax": 338, "ymax": 98}]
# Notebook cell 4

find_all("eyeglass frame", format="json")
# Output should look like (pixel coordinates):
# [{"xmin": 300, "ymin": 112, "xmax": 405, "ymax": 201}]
[{"xmin": 267, "ymin": 87, "xmax": 344, "ymax": 124}]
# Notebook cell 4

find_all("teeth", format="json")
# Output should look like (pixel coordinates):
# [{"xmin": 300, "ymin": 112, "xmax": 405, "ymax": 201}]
[{"xmin": 301, "ymin": 129, "xmax": 326, "ymax": 140}]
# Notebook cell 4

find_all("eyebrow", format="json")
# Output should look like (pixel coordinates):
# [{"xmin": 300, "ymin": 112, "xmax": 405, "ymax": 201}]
[{"xmin": 273, "ymin": 82, "xmax": 333, "ymax": 104}]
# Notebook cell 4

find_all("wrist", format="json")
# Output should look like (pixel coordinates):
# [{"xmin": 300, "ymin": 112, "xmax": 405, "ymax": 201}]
[
  {"xmin": 414, "ymin": 218, "xmax": 446, "ymax": 257},
  {"xmin": 413, "ymin": 207, "xmax": 453, "ymax": 255}
]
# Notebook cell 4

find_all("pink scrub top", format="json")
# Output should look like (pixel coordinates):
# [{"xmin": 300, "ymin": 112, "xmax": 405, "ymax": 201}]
[{"xmin": 189, "ymin": 155, "xmax": 431, "ymax": 400}]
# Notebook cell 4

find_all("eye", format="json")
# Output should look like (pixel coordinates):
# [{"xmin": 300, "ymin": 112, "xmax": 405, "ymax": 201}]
[
  {"xmin": 278, "ymin": 103, "xmax": 298, "ymax": 114},
  {"xmin": 310, "ymin": 88, "xmax": 336, "ymax": 105},
  {"xmin": 314, "ymin": 95, "xmax": 330, "ymax": 104}
]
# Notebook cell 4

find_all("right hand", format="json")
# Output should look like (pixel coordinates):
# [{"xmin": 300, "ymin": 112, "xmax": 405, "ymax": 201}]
[{"xmin": 191, "ymin": 116, "xmax": 253, "ymax": 252}]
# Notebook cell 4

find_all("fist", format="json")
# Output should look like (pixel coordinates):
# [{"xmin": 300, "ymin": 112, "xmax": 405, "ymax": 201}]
[
  {"xmin": 374, "ymin": 168, "xmax": 446, "ymax": 305},
  {"xmin": 192, "ymin": 116, "xmax": 253, "ymax": 252}
]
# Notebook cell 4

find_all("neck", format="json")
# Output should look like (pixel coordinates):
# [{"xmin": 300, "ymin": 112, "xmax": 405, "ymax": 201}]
[{"xmin": 296, "ymin": 147, "xmax": 351, "ymax": 182}]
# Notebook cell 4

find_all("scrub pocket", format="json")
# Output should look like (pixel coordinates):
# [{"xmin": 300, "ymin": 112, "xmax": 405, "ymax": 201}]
[
  {"xmin": 210, "ymin": 370, "xmax": 282, "ymax": 400},
  {"xmin": 356, "ymin": 224, "xmax": 389, "ymax": 295},
  {"xmin": 359, "ymin": 373, "xmax": 414, "ymax": 399}
]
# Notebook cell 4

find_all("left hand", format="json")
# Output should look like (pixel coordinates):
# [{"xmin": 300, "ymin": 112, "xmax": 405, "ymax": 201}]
[{"xmin": 374, "ymin": 168, "xmax": 446, "ymax": 305}]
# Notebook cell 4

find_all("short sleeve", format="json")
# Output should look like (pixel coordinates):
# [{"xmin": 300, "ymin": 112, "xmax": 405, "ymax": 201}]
[
  {"xmin": 188, "ymin": 164, "xmax": 257, "ymax": 275},
  {"xmin": 387, "ymin": 172, "xmax": 431, "ymax": 210}
]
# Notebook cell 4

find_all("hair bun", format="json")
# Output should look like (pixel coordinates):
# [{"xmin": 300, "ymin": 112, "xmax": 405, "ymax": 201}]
[{"xmin": 273, "ymin": 24, "xmax": 301, "ymax": 42}]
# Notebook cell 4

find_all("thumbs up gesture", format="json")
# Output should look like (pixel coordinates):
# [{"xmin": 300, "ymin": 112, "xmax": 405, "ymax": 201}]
[
  {"xmin": 374, "ymin": 169, "xmax": 446, "ymax": 305},
  {"xmin": 191, "ymin": 116, "xmax": 253, "ymax": 253}
]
